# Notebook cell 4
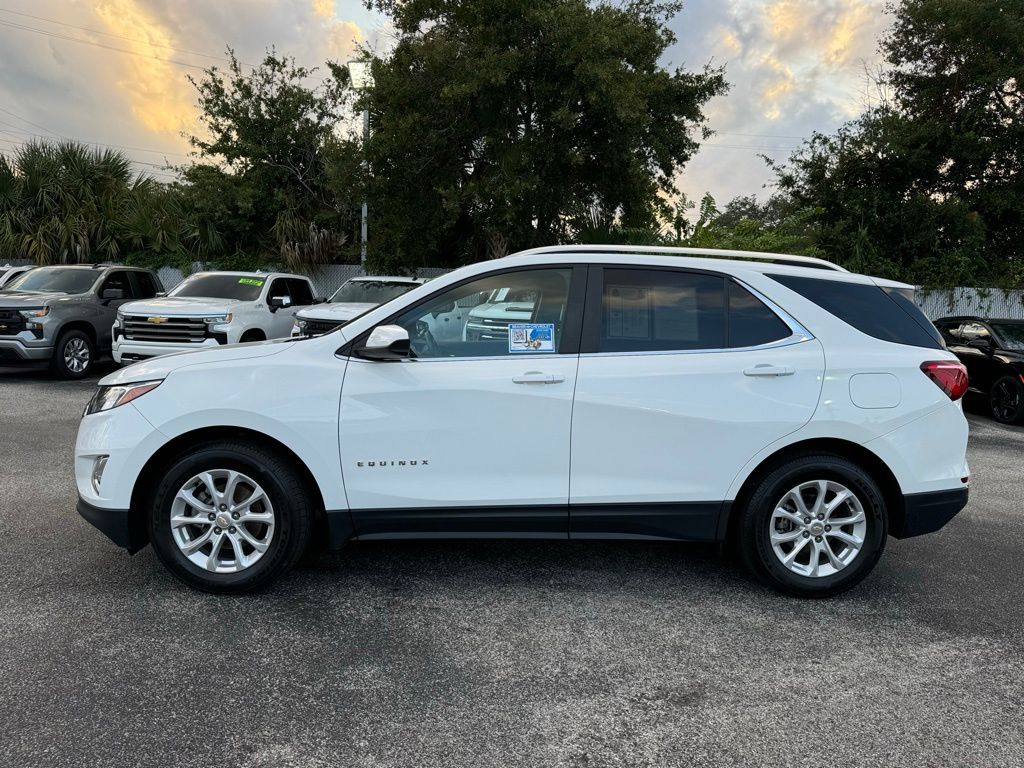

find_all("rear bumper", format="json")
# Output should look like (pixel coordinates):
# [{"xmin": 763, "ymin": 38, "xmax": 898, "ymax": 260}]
[
  {"xmin": 0, "ymin": 337, "xmax": 52, "ymax": 361},
  {"xmin": 893, "ymin": 487, "xmax": 969, "ymax": 539},
  {"xmin": 77, "ymin": 496, "xmax": 146, "ymax": 553}
]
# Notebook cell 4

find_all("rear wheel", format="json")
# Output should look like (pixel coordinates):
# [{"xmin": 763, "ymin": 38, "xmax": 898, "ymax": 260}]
[
  {"xmin": 738, "ymin": 454, "xmax": 887, "ymax": 598},
  {"xmin": 149, "ymin": 441, "xmax": 313, "ymax": 593},
  {"xmin": 989, "ymin": 375, "xmax": 1024, "ymax": 425},
  {"xmin": 50, "ymin": 329, "xmax": 94, "ymax": 379}
]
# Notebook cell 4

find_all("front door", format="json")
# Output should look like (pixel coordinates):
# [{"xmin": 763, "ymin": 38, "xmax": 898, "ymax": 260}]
[
  {"xmin": 339, "ymin": 266, "xmax": 585, "ymax": 538},
  {"xmin": 264, "ymin": 277, "xmax": 300, "ymax": 338},
  {"xmin": 569, "ymin": 267, "xmax": 825, "ymax": 540}
]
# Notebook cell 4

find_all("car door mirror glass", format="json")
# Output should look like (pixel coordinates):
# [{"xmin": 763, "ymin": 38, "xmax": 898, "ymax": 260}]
[
  {"xmin": 269, "ymin": 295, "xmax": 292, "ymax": 311},
  {"xmin": 356, "ymin": 324, "xmax": 411, "ymax": 361},
  {"xmin": 100, "ymin": 287, "xmax": 124, "ymax": 302}
]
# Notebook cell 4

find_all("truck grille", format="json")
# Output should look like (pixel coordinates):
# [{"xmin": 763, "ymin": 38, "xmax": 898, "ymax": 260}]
[
  {"xmin": 122, "ymin": 315, "xmax": 208, "ymax": 344},
  {"xmin": 466, "ymin": 316, "xmax": 513, "ymax": 340},
  {"xmin": 304, "ymin": 319, "xmax": 344, "ymax": 336},
  {"xmin": 0, "ymin": 309, "xmax": 26, "ymax": 336}
]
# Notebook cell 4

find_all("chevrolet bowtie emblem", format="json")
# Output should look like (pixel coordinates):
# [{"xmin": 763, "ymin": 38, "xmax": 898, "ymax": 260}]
[{"xmin": 147, "ymin": 316, "xmax": 169, "ymax": 324}]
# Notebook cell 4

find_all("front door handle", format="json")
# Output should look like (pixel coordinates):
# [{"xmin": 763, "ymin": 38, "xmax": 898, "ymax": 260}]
[
  {"xmin": 513, "ymin": 372, "xmax": 566, "ymax": 384},
  {"xmin": 743, "ymin": 365, "xmax": 795, "ymax": 377}
]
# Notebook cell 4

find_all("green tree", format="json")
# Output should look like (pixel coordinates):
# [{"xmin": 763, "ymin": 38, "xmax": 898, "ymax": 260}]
[
  {"xmin": 0, "ymin": 140, "xmax": 191, "ymax": 265},
  {"xmin": 361, "ymin": 0, "xmax": 726, "ymax": 270},
  {"xmin": 182, "ymin": 50, "xmax": 362, "ymax": 270},
  {"xmin": 772, "ymin": 0, "xmax": 1024, "ymax": 287}
]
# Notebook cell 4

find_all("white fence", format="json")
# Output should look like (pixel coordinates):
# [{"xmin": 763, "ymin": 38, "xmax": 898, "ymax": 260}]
[{"xmin": 6, "ymin": 258, "xmax": 1024, "ymax": 319}]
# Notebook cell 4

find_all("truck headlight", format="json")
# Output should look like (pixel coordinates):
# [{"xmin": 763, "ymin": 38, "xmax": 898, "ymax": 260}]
[
  {"xmin": 296, "ymin": 318, "xmax": 308, "ymax": 333},
  {"xmin": 85, "ymin": 380, "xmax": 162, "ymax": 415},
  {"xmin": 204, "ymin": 314, "xmax": 232, "ymax": 325},
  {"xmin": 18, "ymin": 307, "xmax": 48, "ymax": 319}
]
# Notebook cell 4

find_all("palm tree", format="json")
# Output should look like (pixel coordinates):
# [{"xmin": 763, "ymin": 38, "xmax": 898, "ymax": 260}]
[{"xmin": 0, "ymin": 140, "xmax": 161, "ymax": 264}]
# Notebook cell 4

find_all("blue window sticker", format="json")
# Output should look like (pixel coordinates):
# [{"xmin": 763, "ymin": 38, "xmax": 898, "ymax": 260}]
[{"xmin": 509, "ymin": 323, "xmax": 555, "ymax": 353}]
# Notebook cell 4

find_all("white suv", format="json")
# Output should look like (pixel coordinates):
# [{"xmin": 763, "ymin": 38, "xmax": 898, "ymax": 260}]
[
  {"xmin": 112, "ymin": 271, "xmax": 316, "ymax": 363},
  {"xmin": 292, "ymin": 276, "xmax": 425, "ymax": 337},
  {"xmin": 75, "ymin": 246, "xmax": 970, "ymax": 597}
]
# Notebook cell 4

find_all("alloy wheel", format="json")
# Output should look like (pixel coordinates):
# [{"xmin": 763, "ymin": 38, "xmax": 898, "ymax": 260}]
[
  {"xmin": 170, "ymin": 469, "xmax": 276, "ymax": 573},
  {"xmin": 64, "ymin": 337, "xmax": 90, "ymax": 373},
  {"xmin": 991, "ymin": 379, "xmax": 1021, "ymax": 423},
  {"xmin": 769, "ymin": 480, "xmax": 867, "ymax": 578}
]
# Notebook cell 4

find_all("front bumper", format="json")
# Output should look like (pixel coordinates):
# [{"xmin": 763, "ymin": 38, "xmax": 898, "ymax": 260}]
[
  {"xmin": 112, "ymin": 337, "xmax": 223, "ymax": 363},
  {"xmin": 894, "ymin": 486, "xmax": 969, "ymax": 539},
  {"xmin": 77, "ymin": 496, "xmax": 146, "ymax": 553},
  {"xmin": 0, "ymin": 336, "xmax": 52, "ymax": 362}
]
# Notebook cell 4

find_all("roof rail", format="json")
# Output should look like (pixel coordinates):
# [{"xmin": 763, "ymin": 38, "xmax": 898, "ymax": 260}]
[{"xmin": 507, "ymin": 244, "xmax": 847, "ymax": 272}]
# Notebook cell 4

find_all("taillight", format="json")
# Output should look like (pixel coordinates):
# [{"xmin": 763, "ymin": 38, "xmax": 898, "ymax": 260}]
[{"xmin": 921, "ymin": 361, "xmax": 969, "ymax": 401}]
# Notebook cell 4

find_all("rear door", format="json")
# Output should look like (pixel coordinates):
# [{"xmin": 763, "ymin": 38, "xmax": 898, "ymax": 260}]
[{"xmin": 569, "ymin": 266, "xmax": 825, "ymax": 540}]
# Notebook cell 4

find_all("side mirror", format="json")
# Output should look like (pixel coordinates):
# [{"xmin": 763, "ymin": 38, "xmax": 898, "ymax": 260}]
[
  {"xmin": 156, "ymin": 291, "xmax": 166, "ymax": 297},
  {"xmin": 100, "ymin": 287, "xmax": 124, "ymax": 303},
  {"xmin": 355, "ymin": 324, "xmax": 410, "ymax": 361},
  {"xmin": 269, "ymin": 295, "xmax": 292, "ymax": 312}
]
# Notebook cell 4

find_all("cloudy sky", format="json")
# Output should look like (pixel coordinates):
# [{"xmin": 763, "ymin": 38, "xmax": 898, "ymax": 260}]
[{"xmin": 0, "ymin": 0, "xmax": 889, "ymax": 206}]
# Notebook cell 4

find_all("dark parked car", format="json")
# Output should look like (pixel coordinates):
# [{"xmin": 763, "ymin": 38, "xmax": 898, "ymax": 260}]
[{"xmin": 934, "ymin": 316, "xmax": 1024, "ymax": 424}]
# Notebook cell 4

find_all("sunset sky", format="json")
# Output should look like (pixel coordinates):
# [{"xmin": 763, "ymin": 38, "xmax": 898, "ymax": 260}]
[{"xmin": 0, "ymin": 0, "xmax": 890, "ymax": 208}]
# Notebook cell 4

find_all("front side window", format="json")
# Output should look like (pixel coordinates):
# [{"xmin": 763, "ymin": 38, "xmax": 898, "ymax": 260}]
[
  {"xmin": 597, "ymin": 269, "xmax": 726, "ymax": 352},
  {"xmin": 5, "ymin": 267, "xmax": 97, "ymax": 295},
  {"xmin": 286, "ymin": 279, "xmax": 315, "ymax": 306},
  {"xmin": 393, "ymin": 269, "xmax": 571, "ymax": 358},
  {"xmin": 171, "ymin": 274, "xmax": 266, "ymax": 301},
  {"xmin": 100, "ymin": 271, "xmax": 133, "ymax": 299}
]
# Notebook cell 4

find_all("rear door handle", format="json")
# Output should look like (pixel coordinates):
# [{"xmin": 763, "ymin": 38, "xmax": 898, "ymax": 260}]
[
  {"xmin": 513, "ymin": 372, "xmax": 566, "ymax": 384},
  {"xmin": 743, "ymin": 365, "xmax": 795, "ymax": 377}
]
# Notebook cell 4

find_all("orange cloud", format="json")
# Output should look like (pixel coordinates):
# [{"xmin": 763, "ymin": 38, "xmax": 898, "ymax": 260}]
[
  {"xmin": 93, "ymin": 0, "xmax": 196, "ymax": 146},
  {"xmin": 312, "ymin": 0, "xmax": 334, "ymax": 19}
]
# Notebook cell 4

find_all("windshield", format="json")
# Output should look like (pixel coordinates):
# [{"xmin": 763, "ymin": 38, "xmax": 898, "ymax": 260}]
[
  {"xmin": 4, "ymin": 267, "xmax": 97, "ymax": 294},
  {"xmin": 329, "ymin": 280, "xmax": 418, "ymax": 305},
  {"xmin": 170, "ymin": 274, "xmax": 265, "ymax": 301},
  {"xmin": 992, "ymin": 322, "xmax": 1024, "ymax": 351}
]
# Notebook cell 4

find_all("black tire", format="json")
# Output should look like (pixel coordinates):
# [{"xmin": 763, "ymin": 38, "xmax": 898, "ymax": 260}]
[
  {"xmin": 49, "ymin": 328, "xmax": 95, "ymax": 379},
  {"xmin": 989, "ymin": 375, "xmax": 1024, "ymax": 425},
  {"xmin": 737, "ymin": 453, "xmax": 887, "ymax": 598},
  {"xmin": 149, "ymin": 440, "xmax": 314, "ymax": 593}
]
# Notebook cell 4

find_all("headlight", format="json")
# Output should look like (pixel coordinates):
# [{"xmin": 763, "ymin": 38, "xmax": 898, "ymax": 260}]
[
  {"xmin": 85, "ymin": 380, "xmax": 162, "ymax": 415},
  {"xmin": 18, "ymin": 307, "xmax": 48, "ymax": 319},
  {"xmin": 204, "ymin": 314, "xmax": 232, "ymax": 324},
  {"xmin": 296, "ymin": 318, "xmax": 308, "ymax": 332}
]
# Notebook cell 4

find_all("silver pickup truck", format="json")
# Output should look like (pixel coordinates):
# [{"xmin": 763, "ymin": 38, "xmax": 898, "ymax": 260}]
[{"xmin": 0, "ymin": 264, "xmax": 162, "ymax": 378}]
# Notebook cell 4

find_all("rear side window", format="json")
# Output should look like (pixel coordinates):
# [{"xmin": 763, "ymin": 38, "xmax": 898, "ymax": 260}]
[
  {"xmin": 598, "ymin": 269, "xmax": 725, "ymax": 352},
  {"xmin": 768, "ymin": 274, "xmax": 943, "ymax": 350},
  {"xmin": 728, "ymin": 281, "xmax": 791, "ymax": 347}
]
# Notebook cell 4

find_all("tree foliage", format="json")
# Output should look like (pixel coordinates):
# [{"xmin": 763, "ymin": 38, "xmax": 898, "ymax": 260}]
[
  {"xmin": 180, "ymin": 50, "xmax": 362, "ymax": 270},
  {"xmin": 0, "ymin": 140, "xmax": 202, "ymax": 266},
  {"xmin": 772, "ymin": 0, "xmax": 1024, "ymax": 287},
  {"xmin": 361, "ymin": 0, "xmax": 726, "ymax": 270}
]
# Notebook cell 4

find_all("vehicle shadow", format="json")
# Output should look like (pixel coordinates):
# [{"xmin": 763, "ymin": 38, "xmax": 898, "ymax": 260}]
[{"xmin": 0, "ymin": 360, "xmax": 120, "ymax": 383}]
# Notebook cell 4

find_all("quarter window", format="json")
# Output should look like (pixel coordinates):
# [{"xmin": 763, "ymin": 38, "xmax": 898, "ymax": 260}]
[
  {"xmin": 728, "ymin": 280, "xmax": 792, "ymax": 347},
  {"xmin": 393, "ymin": 269, "xmax": 572, "ymax": 358}
]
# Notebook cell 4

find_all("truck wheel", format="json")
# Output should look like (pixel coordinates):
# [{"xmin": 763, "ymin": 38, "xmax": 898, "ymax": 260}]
[
  {"xmin": 149, "ymin": 440, "xmax": 314, "ymax": 593},
  {"xmin": 50, "ymin": 329, "xmax": 95, "ymax": 379},
  {"xmin": 989, "ymin": 375, "xmax": 1024, "ymax": 425},
  {"xmin": 737, "ymin": 453, "xmax": 887, "ymax": 598}
]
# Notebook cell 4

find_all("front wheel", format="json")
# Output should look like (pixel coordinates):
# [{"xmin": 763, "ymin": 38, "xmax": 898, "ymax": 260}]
[
  {"xmin": 737, "ymin": 454, "xmax": 887, "ymax": 598},
  {"xmin": 989, "ymin": 375, "xmax": 1024, "ymax": 425},
  {"xmin": 149, "ymin": 441, "xmax": 314, "ymax": 593},
  {"xmin": 50, "ymin": 329, "xmax": 94, "ymax": 379}
]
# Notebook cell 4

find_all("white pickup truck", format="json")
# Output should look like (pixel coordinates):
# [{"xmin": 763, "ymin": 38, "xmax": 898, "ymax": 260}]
[
  {"xmin": 112, "ymin": 271, "xmax": 317, "ymax": 363},
  {"xmin": 292, "ymin": 276, "xmax": 425, "ymax": 337}
]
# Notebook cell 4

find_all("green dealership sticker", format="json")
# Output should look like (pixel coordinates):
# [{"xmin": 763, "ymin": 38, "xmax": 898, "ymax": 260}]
[{"xmin": 238, "ymin": 278, "xmax": 264, "ymax": 286}]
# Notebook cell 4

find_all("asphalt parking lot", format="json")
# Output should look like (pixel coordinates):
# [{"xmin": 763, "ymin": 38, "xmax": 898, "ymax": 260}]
[{"xmin": 1, "ymin": 364, "xmax": 1022, "ymax": 768}]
